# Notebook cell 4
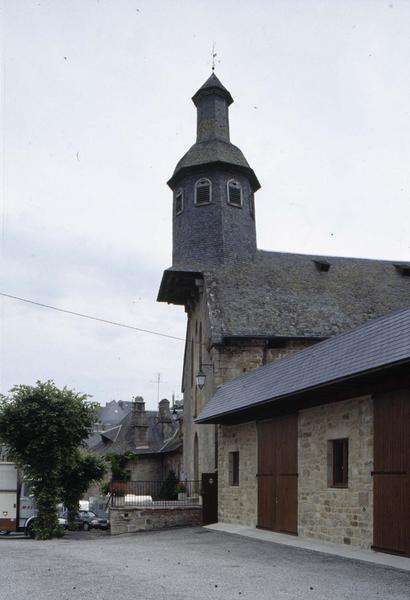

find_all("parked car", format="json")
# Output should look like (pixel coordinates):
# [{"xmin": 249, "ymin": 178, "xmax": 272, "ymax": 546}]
[{"xmin": 77, "ymin": 510, "xmax": 109, "ymax": 531}]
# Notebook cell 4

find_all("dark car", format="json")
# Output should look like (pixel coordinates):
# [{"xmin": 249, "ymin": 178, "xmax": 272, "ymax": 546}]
[{"xmin": 77, "ymin": 510, "xmax": 109, "ymax": 531}]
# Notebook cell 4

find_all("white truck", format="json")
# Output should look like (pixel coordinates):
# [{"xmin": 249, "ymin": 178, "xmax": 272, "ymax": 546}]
[{"xmin": 0, "ymin": 461, "xmax": 36, "ymax": 535}]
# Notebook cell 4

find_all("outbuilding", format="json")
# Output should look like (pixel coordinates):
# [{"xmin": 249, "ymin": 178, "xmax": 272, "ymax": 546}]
[{"xmin": 197, "ymin": 306, "xmax": 410, "ymax": 557}]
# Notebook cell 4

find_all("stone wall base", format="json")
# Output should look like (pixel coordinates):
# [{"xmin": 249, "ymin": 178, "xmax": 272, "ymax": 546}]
[{"xmin": 110, "ymin": 506, "xmax": 203, "ymax": 535}]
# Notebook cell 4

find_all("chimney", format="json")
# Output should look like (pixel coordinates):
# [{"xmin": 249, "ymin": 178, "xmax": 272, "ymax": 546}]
[
  {"xmin": 158, "ymin": 398, "xmax": 173, "ymax": 440},
  {"xmin": 131, "ymin": 396, "xmax": 149, "ymax": 448}
]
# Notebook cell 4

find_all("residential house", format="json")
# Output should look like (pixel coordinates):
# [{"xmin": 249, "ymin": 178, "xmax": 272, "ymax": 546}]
[{"xmin": 87, "ymin": 398, "xmax": 182, "ymax": 488}]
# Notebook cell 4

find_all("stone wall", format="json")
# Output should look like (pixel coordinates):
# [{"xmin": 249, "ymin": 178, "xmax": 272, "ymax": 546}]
[
  {"xmin": 182, "ymin": 280, "xmax": 313, "ymax": 481},
  {"xmin": 127, "ymin": 456, "xmax": 162, "ymax": 481},
  {"xmin": 110, "ymin": 506, "xmax": 202, "ymax": 535},
  {"xmin": 218, "ymin": 421, "xmax": 257, "ymax": 526},
  {"xmin": 298, "ymin": 395, "xmax": 374, "ymax": 548},
  {"xmin": 163, "ymin": 452, "xmax": 183, "ymax": 479}
]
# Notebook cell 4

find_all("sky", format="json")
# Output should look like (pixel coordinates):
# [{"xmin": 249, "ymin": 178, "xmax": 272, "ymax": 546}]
[{"xmin": 1, "ymin": 0, "xmax": 409, "ymax": 410}]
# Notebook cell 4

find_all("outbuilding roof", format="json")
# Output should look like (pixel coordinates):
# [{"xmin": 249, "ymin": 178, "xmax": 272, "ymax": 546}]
[{"xmin": 196, "ymin": 305, "xmax": 410, "ymax": 423}]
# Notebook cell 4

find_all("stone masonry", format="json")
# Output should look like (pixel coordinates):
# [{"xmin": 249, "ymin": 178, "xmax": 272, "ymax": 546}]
[
  {"xmin": 298, "ymin": 395, "xmax": 374, "ymax": 548},
  {"xmin": 110, "ymin": 506, "xmax": 202, "ymax": 535},
  {"xmin": 182, "ymin": 277, "xmax": 311, "ymax": 481},
  {"xmin": 218, "ymin": 421, "xmax": 257, "ymax": 526}
]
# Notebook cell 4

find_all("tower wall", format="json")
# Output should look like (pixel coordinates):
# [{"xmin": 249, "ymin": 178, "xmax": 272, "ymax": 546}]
[
  {"xmin": 196, "ymin": 94, "xmax": 230, "ymax": 142},
  {"xmin": 172, "ymin": 169, "xmax": 257, "ymax": 267}
]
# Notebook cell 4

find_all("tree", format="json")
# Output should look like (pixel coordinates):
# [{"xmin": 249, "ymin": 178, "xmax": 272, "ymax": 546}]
[
  {"xmin": 59, "ymin": 451, "xmax": 106, "ymax": 530},
  {"xmin": 105, "ymin": 451, "xmax": 135, "ymax": 482},
  {"xmin": 158, "ymin": 469, "xmax": 178, "ymax": 501},
  {"xmin": 0, "ymin": 380, "xmax": 98, "ymax": 539}
]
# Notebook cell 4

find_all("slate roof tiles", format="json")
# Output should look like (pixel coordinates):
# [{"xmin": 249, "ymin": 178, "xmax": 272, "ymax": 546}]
[{"xmin": 196, "ymin": 305, "xmax": 410, "ymax": 423}]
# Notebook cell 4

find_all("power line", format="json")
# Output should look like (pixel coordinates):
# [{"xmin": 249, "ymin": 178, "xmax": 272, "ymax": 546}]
[{"xmin": 0, "ymin": 292, "xmax": 185, "ymax": 342}]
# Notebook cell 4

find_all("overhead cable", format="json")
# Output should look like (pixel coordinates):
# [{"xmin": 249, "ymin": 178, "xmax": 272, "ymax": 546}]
[{"xmin": 0, "ymin": 292, "xmax": 185, "ymax": 341}]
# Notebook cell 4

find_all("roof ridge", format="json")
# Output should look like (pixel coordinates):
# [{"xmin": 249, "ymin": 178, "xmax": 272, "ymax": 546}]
[{"xmin": 257, "ymin": 249, "xmax": 410, "ymax": 264}]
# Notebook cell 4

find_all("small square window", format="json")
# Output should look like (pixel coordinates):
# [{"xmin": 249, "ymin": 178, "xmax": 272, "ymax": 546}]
[
  {"xmin": 329, "ymin": 438, "xmax": 348, "ymax": 488},
  {"xmin": 229, "ymin": 451, "xmax": 239, "ymax": 486}
]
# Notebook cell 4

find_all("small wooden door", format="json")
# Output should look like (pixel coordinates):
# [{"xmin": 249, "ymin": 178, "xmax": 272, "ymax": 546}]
[
  {"xmin": 373, "ymin": 390, "xmax": 410, "ymax": 557},
  {"xmin": 202, "ymin": 472, "xmax": 218, "ymax": 525},
  {"xmin": 257, "ymin": 414, "xmax": 298, "ymax": 534}
]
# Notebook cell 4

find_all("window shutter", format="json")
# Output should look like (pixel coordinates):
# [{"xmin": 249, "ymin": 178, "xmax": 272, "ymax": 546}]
[
  {"xmin": 196, "ymin": 180, "xmax": 211, "ymax": 205},
  {"xmin": 228, "ymin": 181, "xmax": 242, "ymax": 207},
  {"xmin": 175, "ymin": 192, "xmax": 183, "ymax": 214}
]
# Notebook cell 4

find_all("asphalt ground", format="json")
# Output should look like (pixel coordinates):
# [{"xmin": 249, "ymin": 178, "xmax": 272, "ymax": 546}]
[{"xmin": 0, "ymin": 526, "xmax": 409, "ymax": 600}]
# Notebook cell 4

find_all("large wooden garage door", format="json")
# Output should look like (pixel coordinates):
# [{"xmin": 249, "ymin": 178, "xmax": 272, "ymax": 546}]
[
  {"xmin": 257, "ymin": 414, "xmax": 298, "ymax": 534},
  {"xmin": 373, "ymin": 390, "xmax": 410, "ymax": 557}
]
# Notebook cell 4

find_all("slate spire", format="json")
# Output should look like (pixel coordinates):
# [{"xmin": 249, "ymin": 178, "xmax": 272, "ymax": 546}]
[
  {"xmin": 166, "ymin": 74, "xmax": 260, "ymax": 268},
  {"xmin": 168, "ymin": 74, "xmax": 260, "ymax": 191},
  {"xmin": 192, "ymin": 73, "xmax": 233, "ymax": 143}
]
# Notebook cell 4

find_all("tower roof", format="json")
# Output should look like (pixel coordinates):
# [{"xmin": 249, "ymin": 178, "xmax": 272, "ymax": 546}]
[
  {"xmin": 168, "ymin": 74, "xmax": 260, "ymax": 190},
  {"xmin": 192, "ymin": 73, "xmax": 234, "ymax": 106}
]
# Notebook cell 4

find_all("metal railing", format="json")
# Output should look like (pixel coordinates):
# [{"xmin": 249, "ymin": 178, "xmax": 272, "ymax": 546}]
[{"xmin": 109, "ymin": 480, "xmax": 201, "ymax": 508}]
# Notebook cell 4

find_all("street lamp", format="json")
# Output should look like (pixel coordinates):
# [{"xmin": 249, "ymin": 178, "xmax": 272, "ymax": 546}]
[
  {"xmin": 195, "ymin": 364, "xmax": 214, "ymax": 390},
  {"xmin": 196, "ymin": 369, "xmax": 206, "ymax": 390}
]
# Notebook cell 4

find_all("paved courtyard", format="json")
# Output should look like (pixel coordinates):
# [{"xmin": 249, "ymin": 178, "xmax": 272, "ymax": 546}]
[{"xmin": 0, "ymin": 527, "xmax": 409, "ymax": 600}]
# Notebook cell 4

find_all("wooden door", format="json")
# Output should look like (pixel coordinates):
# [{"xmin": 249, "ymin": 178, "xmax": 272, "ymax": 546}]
[
  {"xmin": 373, "ymin": 390, "xmax": 410, "ymax": 557},
  {"xmin": 257, "ymin": 421, "xmax": 275, "ymax": 530},
  {"xmin": 257, "ymin": 414, "xmax": 298, "ymax": 534},
  {"xmin": 202, "ymin": 472, "xmax": 218, "ymax": 525}
]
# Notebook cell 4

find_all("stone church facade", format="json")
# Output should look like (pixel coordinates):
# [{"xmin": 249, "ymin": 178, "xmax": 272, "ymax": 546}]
[{"xmin": 157, "ymin": 73, "xmax": 410, "ymax": 485}]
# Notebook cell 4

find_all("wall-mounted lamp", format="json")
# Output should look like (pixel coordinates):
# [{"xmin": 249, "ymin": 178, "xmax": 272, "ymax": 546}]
[{"xmin": 196, "ymin": 363, "xmax": 214, "ymax": 390}]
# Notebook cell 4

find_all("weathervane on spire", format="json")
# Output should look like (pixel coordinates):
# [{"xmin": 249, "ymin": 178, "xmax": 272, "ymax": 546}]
[{"xmin": 211, "ymin": 42, "xmax": 217, "ymax": 72}]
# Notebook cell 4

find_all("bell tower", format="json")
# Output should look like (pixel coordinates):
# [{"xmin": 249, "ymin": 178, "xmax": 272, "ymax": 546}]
[{"xmin": 167, "ymin": 74, "xmax": 261, "ymax": 268}]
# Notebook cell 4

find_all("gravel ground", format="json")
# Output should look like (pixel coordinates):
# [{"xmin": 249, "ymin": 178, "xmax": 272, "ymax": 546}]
[{"xmin": 0, "ymin": 527, "xmax": 409, "ymax": 600}]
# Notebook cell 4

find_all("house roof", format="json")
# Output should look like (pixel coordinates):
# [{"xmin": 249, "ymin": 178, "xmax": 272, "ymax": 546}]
[
  {"xmin": 88, "ymin": 410, "xmax": 181, "ymax": 457},
  {"xmin": 196, "ymin": 304, "xmax": 410, "ymax": 423},
  {"xmin": 158, "ymin": 250, "xmax": 410, "ymax": 343},
  {"xmin": 97, "ymin": 400, "xmax": 133, "ymax": 429},
  {"xmin": 158, "ymin": 426, "xmax": 183, "ymax": 454}
]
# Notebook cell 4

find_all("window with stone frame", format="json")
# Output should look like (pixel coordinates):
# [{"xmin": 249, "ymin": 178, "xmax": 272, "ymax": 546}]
[
  {"xmin": 195, "ymin": 178, "xmax": 211, "ymax": 205},
  {"xmin": 229, "ymin": 451, "xmax": 239, "ymax": 486},
  {"xmin": 175, "ymin": 190, "xmax": 183, "ymax": 215},
  {"xmin": 329, "ymin": 438, "xmax": 349, "ymax": 488},
  {"xmin": 227, "ymin": 179, "xmax": 242, "ymax": 207}
]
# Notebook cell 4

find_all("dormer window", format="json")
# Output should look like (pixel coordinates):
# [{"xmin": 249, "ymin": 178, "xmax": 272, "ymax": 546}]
[
  {"xmin": 175, "ymin": 190, "xmax": 184, "ymax": 215},
  {"xmin": 393, "ymin": 263, "xmax": 410, "ymax": 277},
  {"xmin": 313, "ymin": 259, "xmax": 331, "ymax": 272},
  {"xmin": 195, "ymin": 178, "xmax": 211, "ymax": 205},
  {"xmin": 227, "ymin": 180, "xmax": 242, "ymax": 207}
]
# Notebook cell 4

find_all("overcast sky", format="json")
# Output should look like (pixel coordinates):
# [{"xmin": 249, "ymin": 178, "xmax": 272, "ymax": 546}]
[{"xmin": 1, "ymin": 0, "xmax": 409, "ymax": 410}]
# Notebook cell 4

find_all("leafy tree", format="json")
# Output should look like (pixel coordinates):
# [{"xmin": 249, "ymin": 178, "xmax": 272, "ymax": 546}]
[
  {"xmin": 60, "ymin": 451, "xmax": 106, "ymax": 530},
  {"xmin": 105, "ymin": 451, "xmax": 135, "ymax": 482},
  {"xmin": 0, "ymin": 380, "xmax": 98, "ymax": 539}
]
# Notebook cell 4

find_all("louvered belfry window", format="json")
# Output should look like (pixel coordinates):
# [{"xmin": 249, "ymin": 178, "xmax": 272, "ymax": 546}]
[
  {"xmin": 175, "ymin": 191, "xmax": 183, "ymax": 215},
  {"xmin": 195, "ymin": 178, "xmax": 211, "ymax": 205},
  {"xmin": 228, "ymin": 180, "xmax": 242, "ymax": 207}
]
